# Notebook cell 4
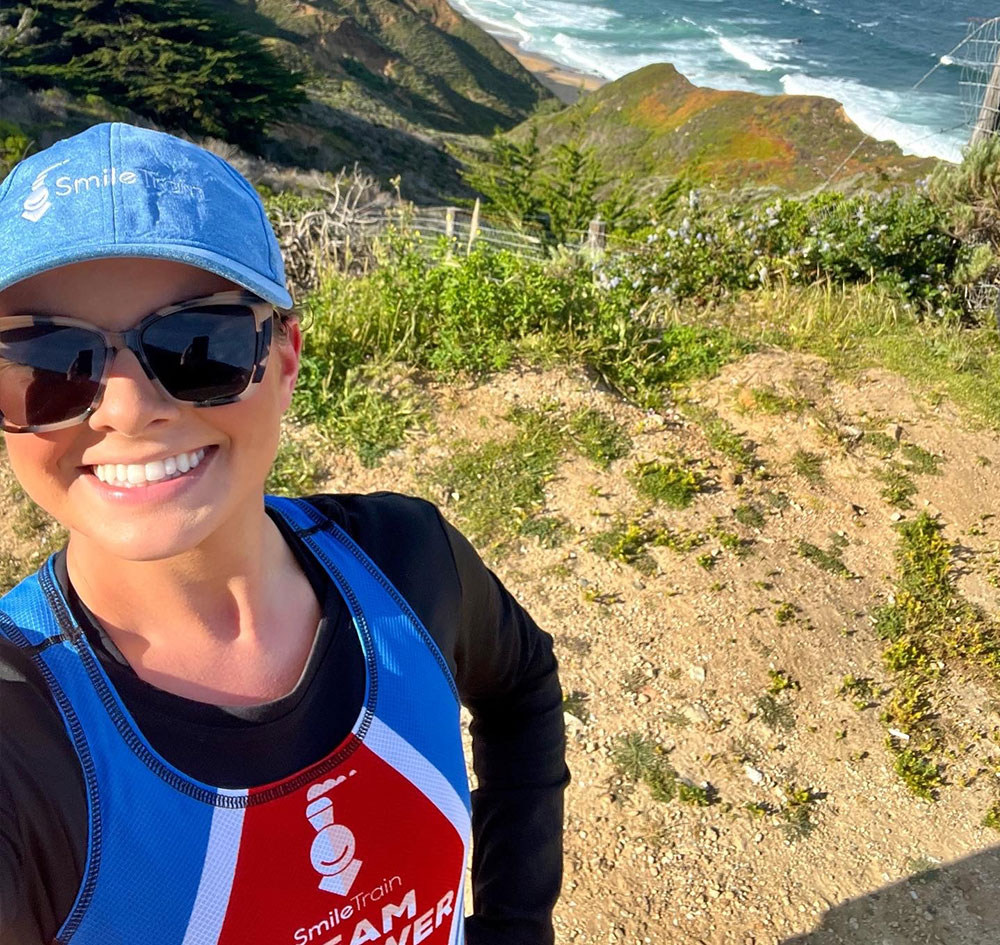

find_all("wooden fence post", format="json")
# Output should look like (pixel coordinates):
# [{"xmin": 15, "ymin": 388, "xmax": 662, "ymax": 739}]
[
  {"xmin": 466, "ymin": 198, "xmax": 481, "ymax": 255},
  {"xmin": 445, "ymin": 206, "xmax": 457, "ymax": 239},
  {"xmin": 973, "ymin": 35, "xmax": 1000, "ymax": 145},
  {"xmin": 587, "ymin": 217, "xmax": 607, "ymax": 256}
]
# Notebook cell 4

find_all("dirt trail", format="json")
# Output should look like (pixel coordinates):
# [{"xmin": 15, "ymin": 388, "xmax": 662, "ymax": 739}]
[{"xmin": 2, "ymin": 349, "xmax": 998, "ymax": 944}]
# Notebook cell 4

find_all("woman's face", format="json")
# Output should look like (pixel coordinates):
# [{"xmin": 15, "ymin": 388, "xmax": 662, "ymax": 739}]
[{"xmin": 0, "ymin": 257, "xmax": 301, "ymax": 562}]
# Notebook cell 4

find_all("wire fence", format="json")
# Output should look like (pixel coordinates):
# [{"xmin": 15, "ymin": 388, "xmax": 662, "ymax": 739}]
[
  {"xmin": 272, "ymin": 199, "xmax": 615, "ymax": 294},
  {"xmin": 960, "ymin": 16, "xmax": 1000, "ymax": 144},
  {"xmin": 955, "ymin": 17, "xmax": 1000, "ymax": 321}
]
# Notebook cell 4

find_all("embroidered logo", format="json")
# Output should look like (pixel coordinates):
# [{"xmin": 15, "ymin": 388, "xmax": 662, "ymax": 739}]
[
  {"xmin": 19, "ymin": 160, "xmax": 204, "ymax": 224},
  {"xmin": 305, "ymin": 772, "xmax": 362, "ymax": 896},
  {"xmin": 21, "ymin": 160, "xmax": 67, "ymax": 222}
]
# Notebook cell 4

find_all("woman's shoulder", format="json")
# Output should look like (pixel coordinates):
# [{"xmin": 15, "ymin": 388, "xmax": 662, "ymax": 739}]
[{"xmin": 297, "ymin": 491, "xmax": 454, "ymax": 553}]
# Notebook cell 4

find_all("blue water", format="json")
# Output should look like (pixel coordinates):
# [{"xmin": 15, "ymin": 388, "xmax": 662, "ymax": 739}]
[{"xmin": 449, "ymin": 0, "xmax": 998, "ymax": 162}]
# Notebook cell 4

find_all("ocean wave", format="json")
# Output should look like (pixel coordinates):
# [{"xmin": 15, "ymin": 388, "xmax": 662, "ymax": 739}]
[
  {"xmin": 712, "ymin": 33, "xmax": 797, "ymax": 72},
  {"xmin": 780, "ymin": 73, "xmax": 963, "ymax": 162},
  {"xmin": 448, "ymin": 0, "xmax": 533, "ymax": 43},
  {"xmin": 510, "ymin": 0, "xmax": 620, "ymax": 32},
  {"xmin": 716, "ymin": 36, "xmax": 775, "ymax": 71},
  {"xmin": 780, "ymin": 0, "xmax": 823, "ymax": 14},
  {"xmin": 547, "ymin": 33, "xmax": 669, "ymax": 80}
]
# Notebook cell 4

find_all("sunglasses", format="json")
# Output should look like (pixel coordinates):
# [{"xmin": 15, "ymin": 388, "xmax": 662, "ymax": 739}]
[{"xmin": 0, "ymin": 291, "xmax": 277, "ymax": 433}]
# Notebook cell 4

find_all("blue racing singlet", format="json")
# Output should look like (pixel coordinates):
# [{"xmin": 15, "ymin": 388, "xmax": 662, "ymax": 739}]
[{"xmin": 0, "ymin": 496, "xmax": 471, "ymax": 945}]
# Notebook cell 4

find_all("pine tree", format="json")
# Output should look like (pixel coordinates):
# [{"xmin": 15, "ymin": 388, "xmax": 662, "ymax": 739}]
[
  {"xmin": 460, "ymin": 127, "xmax": 545, "ymax": 229},
  {"xmin": 0, "ymin": 0, "xmax": 305, "ymax": 151}
]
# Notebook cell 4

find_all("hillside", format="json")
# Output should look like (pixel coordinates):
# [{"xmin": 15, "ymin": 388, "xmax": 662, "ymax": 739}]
[
  {"xmin": 518, "ymin": 63, "xmax": 939, "ymax": 193},
  {"xmin": 0, "ymin": 0, "xmax": 554, "ymax": 199}
]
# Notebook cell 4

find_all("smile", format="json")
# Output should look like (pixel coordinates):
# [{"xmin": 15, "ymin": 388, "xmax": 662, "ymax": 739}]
[{"xmin": 92, "ymin": 448, "xmax": 207, "ymax": 487}]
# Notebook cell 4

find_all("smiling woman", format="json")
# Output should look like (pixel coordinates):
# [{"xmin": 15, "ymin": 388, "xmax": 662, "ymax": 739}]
[{"xmin": 0, "ymin": 124, "xmax": 567, "ymax": 945}]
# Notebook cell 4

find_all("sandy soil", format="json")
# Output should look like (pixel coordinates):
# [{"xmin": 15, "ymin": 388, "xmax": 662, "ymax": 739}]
[{"xmin": 290, "ymin": 350, "xmax": 1000, "ymax": 945}]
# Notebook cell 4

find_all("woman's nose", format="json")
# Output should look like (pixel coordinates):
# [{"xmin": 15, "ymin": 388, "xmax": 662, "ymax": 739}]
[{"xmin": 87, "ymin": 347, "xmax": 181, "ymax": 435}]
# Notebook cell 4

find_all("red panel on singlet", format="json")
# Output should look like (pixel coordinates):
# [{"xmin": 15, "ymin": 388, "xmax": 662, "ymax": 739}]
[{"xmin": 217, "ymin": 738, "xmax": 464, "ymax": 945}]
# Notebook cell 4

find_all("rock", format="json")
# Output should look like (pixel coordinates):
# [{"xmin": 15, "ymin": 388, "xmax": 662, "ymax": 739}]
[
  {"xmin": 689, "ymin": 665, "xmax": 707, "ymax": 684},
  {"xmin": 683, "ymin": 703, "xmax": 712, "ymax": 726},
  {"xmin": 744, "ymin": 764, "xmax": 765, "ymax": 784}
]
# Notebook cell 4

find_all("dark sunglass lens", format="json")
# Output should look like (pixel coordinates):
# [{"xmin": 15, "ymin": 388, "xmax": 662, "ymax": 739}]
[
  {"xmin": 142, "ymin": 307, "xmax": 257, "ymax": 402},
  {"xmin": 0, "ymin": 325, "xmax": 104, "ymax": 428}
]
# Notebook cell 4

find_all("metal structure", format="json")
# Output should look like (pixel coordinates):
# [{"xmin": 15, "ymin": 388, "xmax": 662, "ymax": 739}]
[{"xmin": 960, "ymin": 16, "xmax": 1000, "ymax": 144}]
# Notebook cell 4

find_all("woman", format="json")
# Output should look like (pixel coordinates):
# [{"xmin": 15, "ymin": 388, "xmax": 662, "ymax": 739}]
[{"xmin": 0, "ymin": 123, "xmax": 567, "ymax": 945}]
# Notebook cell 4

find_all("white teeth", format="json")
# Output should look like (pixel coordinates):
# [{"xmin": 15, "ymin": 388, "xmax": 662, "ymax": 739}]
[
  {"xmin": 145, "ymin": 460, "xmax": 166, "ymax": 482},
  {"xmin": 92, "ymin": 448, "xmax": 208, "ymax": 487}
]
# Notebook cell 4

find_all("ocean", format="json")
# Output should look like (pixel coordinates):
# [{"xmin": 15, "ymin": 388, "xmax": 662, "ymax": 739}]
[{"xmin": 447, "ymin": 0, "xmax": 998, "ymax": 163}]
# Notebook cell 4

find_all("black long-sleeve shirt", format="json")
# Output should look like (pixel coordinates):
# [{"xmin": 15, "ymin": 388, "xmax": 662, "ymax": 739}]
[{"xmin": 0, "ymin": 493, "xmax": 568, "ymax": 945}]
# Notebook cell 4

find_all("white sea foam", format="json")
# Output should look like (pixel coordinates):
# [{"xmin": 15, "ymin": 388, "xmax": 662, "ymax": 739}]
[
  {"xmin": 448, "ymin": 0, "xmax": 533, "ymax": 43},
  {"xmin": 780, "ymin": 73, "xmax": 962, "ymax": 162},
  {"xmin": 510, "ymin": 0, "xmax": 620, "ymax": 31},
  {"xmin": 714, "ymin": 34, "xmax": 797, "ymax": 72}
]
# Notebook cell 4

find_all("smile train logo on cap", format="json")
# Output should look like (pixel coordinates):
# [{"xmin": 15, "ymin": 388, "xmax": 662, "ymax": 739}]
[{"xmin": 21, "ymin": 159, "xmax": 69, "ymax": 223}]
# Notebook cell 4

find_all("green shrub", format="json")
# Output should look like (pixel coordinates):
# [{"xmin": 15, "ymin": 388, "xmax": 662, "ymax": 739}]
[
  {"xmin": 607, "ymin": 190, "xmax": 964, "ymax": 315},
  {"xmin": 630, "ymin": 460, "xmax": 702, "ymax": 508}
]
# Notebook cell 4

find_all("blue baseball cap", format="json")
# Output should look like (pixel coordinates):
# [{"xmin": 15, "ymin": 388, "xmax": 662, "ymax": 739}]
[{"xmin": 0, "ymin": 122, "xmax": 293, "ymax": 308}]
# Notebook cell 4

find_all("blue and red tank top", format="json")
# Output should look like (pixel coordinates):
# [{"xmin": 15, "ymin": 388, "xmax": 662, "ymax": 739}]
[{"xmin": 0, "ymin": 496, "xmax": 471, "ymax": 945}]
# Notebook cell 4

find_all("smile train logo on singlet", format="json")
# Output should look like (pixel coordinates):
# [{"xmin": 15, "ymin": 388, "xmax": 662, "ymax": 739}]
[{"xmin": 305, "ymin": 771, "xmax": 362, "ymax": 896}]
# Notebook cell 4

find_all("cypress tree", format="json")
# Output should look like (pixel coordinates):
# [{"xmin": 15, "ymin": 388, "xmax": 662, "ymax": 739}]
[{"xmin": 0, "ymin": 0, "xmax": 305, "ymax": 150}]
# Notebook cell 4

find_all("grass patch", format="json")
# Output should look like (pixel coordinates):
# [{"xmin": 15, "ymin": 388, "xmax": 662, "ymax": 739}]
[
  {"xmin": 737, "ymin": 386, "xmax": 809, "ymax": 415},
  {"xmin": 266, "ymin": 435, "xmax": 325, "ymax": 497},
  {"xmin": 755, "ymin": 694, "xmax": 796, "ymax": 732},
  {"xmin": 590, "ymin": 520, "xmax": 660, "ymax": 573},
  {"xmin": 797, "ymin": 536, "xmax": 853, "ymax": 578},
  {"xmin": 733, "ymin": 503, "xmax": 766, "ymax": 529},
  {"xmin": 874, "ymin": 512, "xmax": 1000, "ymax": 795},
  {"xmin": 775, "ymin": 601, "xmax": 798, "ymax": 625},
  {"xmin": 630, "ymin": 460, "xmax": 703, "ymax": 509},
  {"xmin": 563, "ymin": 690, "xmax": 591, "ymax": 722},
  {"xmin": 779, "ymin": 785, "xmax": 821, "ymax": 841},
  {"xmin": 900, "ymin": 442, "xmax": 944, "ymax": 475},
  {"xmin": 839, "ymin": 675, "xmax": 877, "ymax": 710},
  {"xmin": 567, "ymin": 408, "xmax": 631, "ymax": 468},
  {"xmin": 893, "ymin": 749, "xmax": 943, "ymax": 801},
  {"xmin": 767, "ymin": 669, "xmax": 800, "ymax": 694},
  {"xmin": 876, "ymin": 465, "xmax": 917, "ymax": 508},
  {"xmin": 685, "ymin": 405, "xmax": 757, "ymax": 471},
  {"xmin": 520, "ymin": 514, "xmax": 572, "ymax": 548},
  {"xmin": 791, "ymin": 449, "xmax": 824, "ymax": 484},
  {"xmin": 721, "ymin": 282, "xmax": 1000, "ymax": 431},
  {"xmin": 863, "ymin": 430, "xmax": 899, "ymax": 456},
  {"xmin": 432, "ymin": 413, "xmax": 563, "ymax": 549},
  {"xmin": 610, "ymin": 732, "xmax": 716, "ymax": 806}
]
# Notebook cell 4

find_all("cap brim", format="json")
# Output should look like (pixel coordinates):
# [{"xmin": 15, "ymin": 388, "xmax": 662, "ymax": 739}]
[{"xmin": 0, "ymin": 243, "xmax": 294, "ymax": 310}]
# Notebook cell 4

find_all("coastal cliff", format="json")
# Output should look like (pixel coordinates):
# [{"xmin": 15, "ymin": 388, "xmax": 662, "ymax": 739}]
[{"xmin": 519, "ymin": 63, "xmax": 938, "ymax": 192}]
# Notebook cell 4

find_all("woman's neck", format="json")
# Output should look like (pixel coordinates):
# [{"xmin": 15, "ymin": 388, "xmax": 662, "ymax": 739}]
[{"xmin": 64, "ymin": 507, "xmax": 322, "ymax": 705}]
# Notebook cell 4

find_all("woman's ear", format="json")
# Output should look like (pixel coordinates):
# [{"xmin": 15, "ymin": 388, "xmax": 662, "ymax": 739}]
[{"xmin": 274, "ymin": 318, "xmax": 303, "ymax": 413}]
